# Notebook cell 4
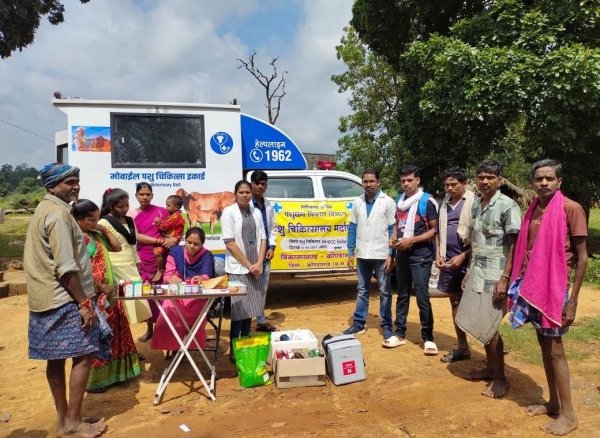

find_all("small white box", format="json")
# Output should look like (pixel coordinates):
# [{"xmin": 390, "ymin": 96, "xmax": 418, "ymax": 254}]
[
  {"xmin": 323, "ymin": 334, "xmax": 366, "ymax": 385},
  {"xmin": 269, "ymin": 329, "xmax": 318, "ymax": 363}
]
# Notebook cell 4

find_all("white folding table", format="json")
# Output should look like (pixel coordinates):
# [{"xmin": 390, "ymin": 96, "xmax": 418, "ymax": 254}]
[{"xmin": 118, "ymin": 288, "xmax": 245, "ymax": 404}]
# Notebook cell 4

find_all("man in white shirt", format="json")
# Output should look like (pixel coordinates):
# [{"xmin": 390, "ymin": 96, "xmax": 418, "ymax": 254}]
[
  {"xmin": 343, "ymin": 169, "xmax": 398, "ymax": 347},
  {"xmin": 250, "ymin": 170, "xmax": 278, "ymax": 332}
]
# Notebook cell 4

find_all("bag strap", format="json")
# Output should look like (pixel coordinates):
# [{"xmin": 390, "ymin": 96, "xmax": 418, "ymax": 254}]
[
  {"xmin": 419, "ymin": 193, "xmax": 431, "ymax": 230},
  {"xmin": 418, "ymin": 193, "xmax": 430, "ymax": 218}
]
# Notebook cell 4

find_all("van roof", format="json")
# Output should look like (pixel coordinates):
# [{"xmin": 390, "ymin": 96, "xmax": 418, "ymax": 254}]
[
  {"xmin": 263, "ymin": 170, "xmax": 359, "ymax": 179},
  {"xmin": 52, "ymin": 98, "xmax": 240, "ymax": 111}
]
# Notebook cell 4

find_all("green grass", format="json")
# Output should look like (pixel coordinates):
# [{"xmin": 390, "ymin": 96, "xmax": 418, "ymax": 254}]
[
  {"xmin": 589, "ymin": 208, "xmax": 600, "ymax": 239},
  {"xmin": 498, "ymin": 316, "xmax": 600, "ymax": 366},
  {"xmin": 585, "ymin": 209, "xmax": 600, "ymax": 285},
  {"xmin": 0, "ymin": 215, "xmax": 31, "ymax": 258}
]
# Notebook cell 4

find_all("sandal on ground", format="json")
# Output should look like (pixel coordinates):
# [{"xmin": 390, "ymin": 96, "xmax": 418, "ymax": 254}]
[
  {"xmin": 256, "ymin": 322, "xmax": 277, "ymax": 332},
  {"xmin": 382, "ymin": 335, "xmax": 406, "ymax": 348},
  {"xmin": 440, "ymin": 349, "xmax": 471, "ymax": 363},
  {"xmin": 86, "ymin": 387, "xmax": 107, "ymax": 393},
  {"xmin": 138, "ymin": 331, "xmax": 153, "ymax": 342},
  {"xmin": 423, "ymin": 341, "xmax": 439, "ymax": 356}
]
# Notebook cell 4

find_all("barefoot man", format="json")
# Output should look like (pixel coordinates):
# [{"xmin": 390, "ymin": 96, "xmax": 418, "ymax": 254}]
[
  {"xmin": 456, "ymin": 159, "xmax": 521, "ymax": 398},
  {"xmin": 507, "ymin": 159, "xmax": 587, "ymax": 435},
  {"xmin": 24, "ymin": 164, "xmax": 106, "ymax": 437}
]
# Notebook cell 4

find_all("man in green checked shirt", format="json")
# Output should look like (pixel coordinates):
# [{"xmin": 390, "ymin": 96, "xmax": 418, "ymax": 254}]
[{"xmin": 456, "ymin": 159, "xmax": 521, "ymax": 399}]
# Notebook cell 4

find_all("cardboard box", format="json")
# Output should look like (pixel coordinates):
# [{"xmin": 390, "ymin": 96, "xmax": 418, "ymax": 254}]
[
  {"xmin": 323, "ymin": 334, "xmax": 366, "ymax": 385},
  {"xmin": 269, "ymin": 329, "xmax": 319, "ymax": 363},
  {"xmin": 273, "ymin": 350, "xmax": 326, "ymax": 388}
]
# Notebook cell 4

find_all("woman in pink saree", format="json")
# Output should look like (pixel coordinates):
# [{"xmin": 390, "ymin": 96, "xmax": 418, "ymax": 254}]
[
  {"xmin": 151, "ymin": 227, "xmax": 215, "ymax": 354},
  {"xmin": 133, "ymin": 182, "xmax": 180, "ymax": 341}
]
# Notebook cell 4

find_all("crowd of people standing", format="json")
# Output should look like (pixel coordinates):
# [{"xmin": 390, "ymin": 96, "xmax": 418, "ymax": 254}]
[
  {"xmin": 343, "ymin": 158, "xmax": 587, "ymax": 436},
  {"xmin": 24, "ymin": 158, "xmax": 587, "ymax": 437},
  {"xmin": 23, "ymin": 164, "xmax": 280, "ymax": 437}
]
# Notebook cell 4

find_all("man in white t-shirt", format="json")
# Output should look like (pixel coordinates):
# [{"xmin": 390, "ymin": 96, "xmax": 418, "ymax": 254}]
[{"xmin": 343, "ymin": 169, "xmax": 398, "ymax": 347}]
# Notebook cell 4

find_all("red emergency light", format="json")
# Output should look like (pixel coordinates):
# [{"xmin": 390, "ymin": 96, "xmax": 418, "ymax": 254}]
[{"xmin": 316, "ymin": 160, "xmax": 336, "ymax": 170}]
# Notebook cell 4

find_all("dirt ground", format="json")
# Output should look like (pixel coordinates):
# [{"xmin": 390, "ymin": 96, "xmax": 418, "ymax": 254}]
[{"xmin": 1, "ymin": 272, "xmax": 599, "ymax": 438}]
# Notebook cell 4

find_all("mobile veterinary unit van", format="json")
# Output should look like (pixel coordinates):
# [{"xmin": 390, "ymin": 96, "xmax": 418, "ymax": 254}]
[{"xmin": 53, "ymin": 99, "xmax": 362, "ymax": 273}]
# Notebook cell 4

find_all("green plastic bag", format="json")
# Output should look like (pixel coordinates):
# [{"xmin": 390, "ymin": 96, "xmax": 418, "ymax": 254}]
[{"xmin": 232, "ymin": 332, "xmax": 271, "ymax": 388}]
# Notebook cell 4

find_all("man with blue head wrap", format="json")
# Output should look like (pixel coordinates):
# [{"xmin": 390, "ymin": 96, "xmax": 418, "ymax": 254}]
[
  {"xmin": 24, "ymin": 163, "xmax": 107, "ymax": 436},
  {"xmin": 39, "ymin": 163, "xmax": 80, "ymax": 189}
]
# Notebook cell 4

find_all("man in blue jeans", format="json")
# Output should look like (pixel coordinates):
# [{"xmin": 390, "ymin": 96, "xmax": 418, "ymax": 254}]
[
  {"xmin": 390, "ymin": 165, "xmax": 439, "ymax": 355},
  {"xmin": 343, "ymin": 169, "xmax": 397, "ymax": 347}
]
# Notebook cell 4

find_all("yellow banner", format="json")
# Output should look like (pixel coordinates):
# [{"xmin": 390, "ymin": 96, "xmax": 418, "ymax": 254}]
[{"xmin": 271, "ymin": 200, "xmax": 352, "ymax": 271}]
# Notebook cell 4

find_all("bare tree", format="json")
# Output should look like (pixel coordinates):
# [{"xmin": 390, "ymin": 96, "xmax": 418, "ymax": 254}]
[{"xmin": 237, "ymin": 51, "xmax": 287, "ymax": 125}]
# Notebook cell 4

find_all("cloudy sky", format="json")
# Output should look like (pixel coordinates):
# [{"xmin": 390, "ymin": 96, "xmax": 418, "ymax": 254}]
[{"xmin": 0, "ymin": 0, "xmax": 353, "ymax": 169}]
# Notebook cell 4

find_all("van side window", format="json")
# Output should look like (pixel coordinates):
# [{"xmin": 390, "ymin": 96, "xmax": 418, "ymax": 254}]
[
  {"xmin": 322, "ymin": 177, "xmax": 363, "ymax": 198},
  {"xmin": 267, "ymin": 178, "xmax": 314, "ymax": 199}
]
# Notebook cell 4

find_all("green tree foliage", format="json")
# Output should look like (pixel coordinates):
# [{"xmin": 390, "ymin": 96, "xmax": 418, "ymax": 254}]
[
  {"xmin": 0, "ymin": 164, "xmax": 41, "ymax": 192},
  {"xmin": 0, "ymin": 0, "xmax": 90, "ymax": 59},
  {"xmin": 331, "ymin": 27, "xmax": 404, "ymax": 192},
  {"xmin": 351, "ymin": 0, "xmax": 490, "ymax": 65},
  {"xmin": 345, "ymin": 0, "xmax": 600, "ymax": 206},
  {"xmin": 9, "ymin": 189, "xmax": 45, "ymax": 210},
  {"xmin": 16, "ymin": 177, "xmax": 40, "ymax": 194},
  {"xmin": 0, "ymin": 174, "xmax": 9, "ymax": 197}
]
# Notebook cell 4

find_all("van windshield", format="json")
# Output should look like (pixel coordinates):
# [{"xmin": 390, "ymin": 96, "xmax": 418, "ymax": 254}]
[
  {"xmin": 322, "ymin": 177, "xmax": 362, "ymax": 198},
  {"xmin": 267, "ymin": 177, "xmax": 314, "ymax": 199}
]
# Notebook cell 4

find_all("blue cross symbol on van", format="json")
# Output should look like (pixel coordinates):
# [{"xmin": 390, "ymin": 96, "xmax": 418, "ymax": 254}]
[{"xmin": 273, "ymin": 202, "xmax": 283, "ymax": 213}]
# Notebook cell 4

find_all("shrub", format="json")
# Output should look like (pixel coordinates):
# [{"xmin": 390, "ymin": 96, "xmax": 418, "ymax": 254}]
[
  {"xmin": 585, "ymin": 254, "xmax": 600, "ymax": 286},
  {"xmin": 8, "ymin": 188, "xmax": 45, "ymax": 210}
]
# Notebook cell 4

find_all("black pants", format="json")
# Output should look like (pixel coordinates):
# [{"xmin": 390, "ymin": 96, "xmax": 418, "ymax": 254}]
[
  {"xmin": 230, "ymin": 318, "xmax": 252, "ymax": 356},
  {"xmin": 395, "ymin": 259, "xmax": 434, "ymax": 342}
]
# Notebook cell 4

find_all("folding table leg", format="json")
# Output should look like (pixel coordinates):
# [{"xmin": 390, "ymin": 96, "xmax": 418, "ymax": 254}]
[
  {"xmin": 153, "ymin": 298, "xmax": 217, "ymax": 404},
  {"xmin": 213, "ymin": 298, "xmax": 224, "ymax": 361}
]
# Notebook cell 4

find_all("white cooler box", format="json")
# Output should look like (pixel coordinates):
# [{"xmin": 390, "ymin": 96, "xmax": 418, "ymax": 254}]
[
  {"xmin": 322, "ymin": 334, "xmax": 366, "ymax": 385},
  {"xmin": 269, "ymin": 329, "xmax": 319, "ymax": 363}
]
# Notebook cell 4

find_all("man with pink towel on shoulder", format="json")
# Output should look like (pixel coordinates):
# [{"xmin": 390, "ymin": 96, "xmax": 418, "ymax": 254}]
[{"xmin": 508, "ymin": 159, "xmax": 588, "ymax": 436}]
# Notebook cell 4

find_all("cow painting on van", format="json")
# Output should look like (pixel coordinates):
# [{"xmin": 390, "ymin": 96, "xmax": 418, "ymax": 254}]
[{"xmin": 176, "ymin": 188, "xmax": 235, "ymax": 233}]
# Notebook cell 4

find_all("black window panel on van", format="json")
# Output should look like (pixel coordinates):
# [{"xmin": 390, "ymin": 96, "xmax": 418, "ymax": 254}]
[
  {"xmin": 322, "ymin": 177, "xmax": 363, "ymax": 198},
  {"xmin": 267, "ymin": 177, "xmax": 314, "ymax": 199},
  {"xmin": 111, "ymin": 113, "xmax": 206, "ymax": 168}
]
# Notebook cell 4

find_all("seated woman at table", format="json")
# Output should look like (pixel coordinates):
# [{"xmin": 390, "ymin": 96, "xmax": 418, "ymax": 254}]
[
  {"xmin": 151, "ymin": 227, "xmax": 215, "ymax": 353},
  {"xmin": 221, "ymin": 180, "xmax": 266, "ymax": 363}
]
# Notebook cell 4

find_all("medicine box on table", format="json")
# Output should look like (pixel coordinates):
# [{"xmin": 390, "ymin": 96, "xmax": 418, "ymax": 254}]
[
  {"xmin": 273, "ymin": 349, "xmax": 326, "ymax": 388},
  {"xmin": 322, "ymin": 334, "xmax": 366, "ymax": 385},
  {"xmin": 269, "ymin": 329, "xmax": 318, "ymax": 363}
]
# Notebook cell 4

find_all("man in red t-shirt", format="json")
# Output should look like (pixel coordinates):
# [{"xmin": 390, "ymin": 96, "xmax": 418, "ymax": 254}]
[{"xmin": 508, "ymin": 159, "xmax": 588, "ymax": 436}]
